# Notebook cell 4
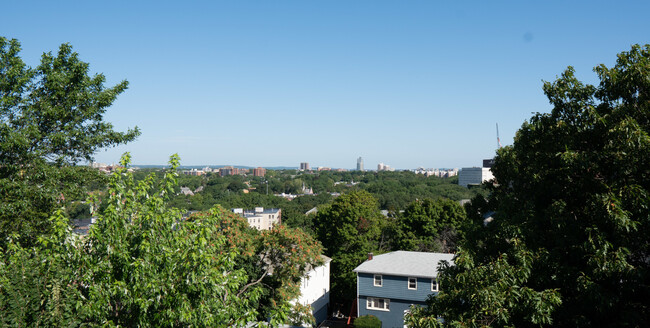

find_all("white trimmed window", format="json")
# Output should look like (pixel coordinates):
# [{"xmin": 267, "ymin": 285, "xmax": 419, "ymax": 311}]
[
  {"xmin": 366, "ymin": 297, "xmax": 390, "ymax": 311},
  {"xmin": 408, "ymin": 277, "xmax": 417, "ymax": 290},
  {"xmin": 374, "ymin": 274, "xmax": 382, "ymax": 287},
  {"xmin": 431, "ymin": 277, "xmax": 439, "ymax": 292}
]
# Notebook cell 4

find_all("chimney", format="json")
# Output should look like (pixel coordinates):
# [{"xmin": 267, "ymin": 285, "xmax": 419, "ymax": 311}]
[{"xmin": 368, "ymin": 253, "xmax": 373, "ymax": 260}]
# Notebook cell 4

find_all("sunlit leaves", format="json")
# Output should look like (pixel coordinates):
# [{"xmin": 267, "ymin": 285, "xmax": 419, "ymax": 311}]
[
  {"xmin": 1, "ymin": 154, "xmax": 323, "ymax": 326},
  {"xmin": 0, "ymin": 37, "xmax": 139, "ymax": 247}
]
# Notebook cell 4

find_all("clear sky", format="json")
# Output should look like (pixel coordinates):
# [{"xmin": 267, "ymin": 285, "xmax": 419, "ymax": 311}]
[{"xmin": 3, "ymin": 1, "xmax": 650, "ymax": 169}]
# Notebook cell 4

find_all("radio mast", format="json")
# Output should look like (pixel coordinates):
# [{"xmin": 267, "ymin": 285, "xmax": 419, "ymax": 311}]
[{"xmin": 496, "ymin": 123, "xmax": 502, "ymax": 149}]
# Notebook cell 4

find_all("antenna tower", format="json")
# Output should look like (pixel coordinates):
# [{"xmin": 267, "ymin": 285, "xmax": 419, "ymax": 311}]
[{"xmin": 496, "ymin": 123, "xmax": 502, "ymax": 149}]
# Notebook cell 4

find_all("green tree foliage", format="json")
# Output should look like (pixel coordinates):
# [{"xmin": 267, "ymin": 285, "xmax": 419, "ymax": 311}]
[
  {"xmin": 0, "ymin": 37, "xmax": 139, "ymax": 247},
  {"xmin": 124, "ymin": 165, "xmax": 482, "ymax": 242},
  {"xmin": 395, "ymin": 198, "xmax": 467, "ymax": 253},
  {"xmin": 405, "ymin": 242, "xmax": 561, "ymax": 328},
  {"xmin": 409, "ymin": 44, "xmax": 650, "ymax": 327},
  {"xmin": 313, "ymin": 190, "xmax": 389, "ymax": 304},
  {"xmin": 0, "ymin": 155, "xmax": 323, "ymax": 326},
  {"xmin": 354, "ymin": 314, "xmax": 382, "ymax": 328}
]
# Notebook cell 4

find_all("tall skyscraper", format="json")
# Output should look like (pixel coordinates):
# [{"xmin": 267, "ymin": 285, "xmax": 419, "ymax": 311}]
[
  {"xmin": 357, "ymin": 157, "xmax": 364, "ymax": 171},
  {"xmin": 300, "ymin": 162, "xmax": 311, "ymax": 171}
]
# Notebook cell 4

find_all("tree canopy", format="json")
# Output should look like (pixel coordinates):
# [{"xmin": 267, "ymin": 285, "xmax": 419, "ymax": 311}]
[
  {"xmin": 408, "ymin": 44, "xmax": 650, "ymax": 327},
  {"xmin": 394, "ymin": 198, "xmax": 467, "ymax": 253},
  {"xmin": 313, "ymin": 190, "xmax": 389, "ymax": 305},
  {"xmin": 0, "ymin": 37, "xmax": 140, "ymax": 246},
  {"xmin": 0, "ymin": 154, "xmax": 323, "ymax": 326}
]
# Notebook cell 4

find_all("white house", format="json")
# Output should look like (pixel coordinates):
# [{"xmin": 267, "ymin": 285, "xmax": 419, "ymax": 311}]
[{"xmin": 294, "ymin": 255, "xmax": 331, "ymax": 325}]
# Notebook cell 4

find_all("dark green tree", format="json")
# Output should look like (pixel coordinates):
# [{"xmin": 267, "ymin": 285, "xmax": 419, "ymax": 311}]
[
  {"xmin": 0, "ymin": 37, "xmax": 139, "ymax": 246},
  {"xmin": 408, "ymin": 44, "xmax": 650, "ymax": 327},
  {"xmin": 395, "ymin": 198, "xmax": 467, "ymax": 253},
  {"xmin": 313, "ymin": 190, "xmax": 388, "ymax": 305}
]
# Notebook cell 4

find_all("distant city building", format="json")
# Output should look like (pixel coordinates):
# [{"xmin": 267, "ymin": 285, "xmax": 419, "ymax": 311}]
[
  {"xmin": 90, "ymin": 162, "xmax": 124, "ymax": 174},
  {"xmin": 182, "ymin": 168, "xmax": 205, "ymax": 176},
  {"xmin": 90, "ymin": 162, "xmax": 107, "ymax": 169},
  {"xmin": 302, "ymin": 183, "xmax": 314, "ymax": 195},
  {"xmin": 300, "ymin": 162, "xmax": 311, "ymax": 171},
  {"xmin": 482, "ymin": 158, "xmax": 495, "ymax": 168},
  {"xmin": 414, "ymin": 167, "xmax": 458, "ymax": 178},
  {"xmin": 357, "ymin": 157, "xmax": 364, "ymax": 171},
  {"xmin": 458, "ymin": 167, "xmax": 494, "ymax": 187},
  {"xmin": 179, "ymin": 187, "xmax": 194, "ymax": 196},
  {"xmin": 220, "ymin": 166, "xmax": 235, "ymax": 176},
  {"xmin": 219, "ymin": 166, "xmax": 248, "ymax": 176},
  {"xmin": 232, "ymin": 207, "xmax": 281, "ymax": 230},
  {"xmin": 252, "ymin": 167, "xmax": 266, "ymax": 177},
  {"xmin": 317, "ymin": 167, "xmax": 331, "ymax": 171},
  {"xmin": 377, "ymin": 163, "xmax": 395, "ymax": 172}
]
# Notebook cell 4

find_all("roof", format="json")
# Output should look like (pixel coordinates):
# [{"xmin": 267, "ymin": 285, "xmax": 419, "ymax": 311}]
[
  {"xmin": 353, "ymin": 251, "xmax": 454, "ymax": 278},
  {"xmin": 304, "ymin": 255, "xmax": 332, "ymax": 272}
]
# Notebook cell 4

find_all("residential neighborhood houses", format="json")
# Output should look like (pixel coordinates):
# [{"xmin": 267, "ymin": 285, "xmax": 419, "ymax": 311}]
[
  {"xmin": 228, "ymin": 204, "xmax": 455, "ymax": 327},
  {"xmin": 85, "ymin": 162, "xmax": 471, "ymax": 326}
]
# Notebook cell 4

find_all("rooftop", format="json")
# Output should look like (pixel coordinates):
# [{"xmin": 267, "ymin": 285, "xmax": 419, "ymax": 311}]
[
  {"xmin": 232, "ymin": 207, "xmax": 281, "ymax": 216},
  {"xmin": 353, "ymin": 251, "xmax": 454, "ymax": 278}
]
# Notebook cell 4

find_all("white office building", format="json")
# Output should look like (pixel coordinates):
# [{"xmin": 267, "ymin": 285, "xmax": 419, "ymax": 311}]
[
  {"xmin": 458, "ymin": 167, "xmax": 493, "ymax": 187},
  {"xmin": 232, "ymin": 207, "xmax": 281, "ymax": 230}
]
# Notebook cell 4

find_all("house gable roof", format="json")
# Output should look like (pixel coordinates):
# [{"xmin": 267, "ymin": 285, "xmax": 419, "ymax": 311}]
[{"xmin": 353, "ymin": 251, "xmax": 454, "ymax": 278}]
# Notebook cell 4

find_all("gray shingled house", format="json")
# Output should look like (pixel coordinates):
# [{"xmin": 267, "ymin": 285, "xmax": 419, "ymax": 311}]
[{"xmin": 353, "ymin": 251, "xmax": 454, "ymax": 328}]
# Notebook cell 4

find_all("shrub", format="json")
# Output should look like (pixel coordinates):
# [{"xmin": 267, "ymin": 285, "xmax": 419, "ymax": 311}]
[{"xmin": 354, "ymin": 314, "xmax": 382, "ymax": 328}]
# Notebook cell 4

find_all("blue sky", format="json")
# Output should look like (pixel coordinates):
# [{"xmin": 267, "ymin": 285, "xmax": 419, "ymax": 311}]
[{"xmin": 4, "ymin": 1, "xmax": 650, "ymax": 169}]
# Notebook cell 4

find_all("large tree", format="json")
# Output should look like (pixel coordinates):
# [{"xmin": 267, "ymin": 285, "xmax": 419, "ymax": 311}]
[
  {"xmin": 313, "ymin": 190, "xmax": 389, "ymax": 306},
  {"xmin": 409, "ymin": 44, "xmax": 650, "ymax": 327},
  {"xmin": 0, "ymin": 37, "xmax": 139, "ymax": 246},
  {"xmin": 394, "ymin": 198, "xmax": 467, "ymax": 253}
]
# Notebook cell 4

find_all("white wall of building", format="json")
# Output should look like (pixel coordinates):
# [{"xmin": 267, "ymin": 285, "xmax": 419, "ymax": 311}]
[
  {"xmin": 458, "ymin": 167, "xmax": 494, "ymax": 187},
  {"xmin": 295, "ymin": 256, "xmax": 331, "ymax": 324}
]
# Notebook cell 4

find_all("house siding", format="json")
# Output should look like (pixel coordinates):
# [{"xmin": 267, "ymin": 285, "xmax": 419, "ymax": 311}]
[
  {"xmin": 358, "ymin": 295, "xmax": 426, "ymax": 328},
  {"xmin": 357, "ymin": 273, "xmax": 439, "ymax": 327},
  {"xmin": 358, "ymin": 273, "xmax": 435, "ymax": 302}
]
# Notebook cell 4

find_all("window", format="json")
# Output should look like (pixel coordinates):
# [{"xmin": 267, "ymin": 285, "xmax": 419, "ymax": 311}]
[
  {"xmin": 432, "ymin": 277, "xmax": 439, "ymax": 292},
  {"xmin": 408, "ymin": 277, "xmax": 417, "ymax": 290},
  {"xmin": 374, "ymin": 274, "xmax": 382, "ymax": 287},
  {"xmin": 366, "ymin": 297, "xmax": 390, "ymax": 311}
]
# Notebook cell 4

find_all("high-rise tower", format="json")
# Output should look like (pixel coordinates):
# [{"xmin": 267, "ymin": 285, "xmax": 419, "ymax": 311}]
[{"xmin": 357, "ymin": 157, "xmax": 364, "ymax": 171}]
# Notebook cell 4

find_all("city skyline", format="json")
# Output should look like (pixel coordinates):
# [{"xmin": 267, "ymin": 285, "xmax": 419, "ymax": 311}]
[
  {"xmin": 95, "ymin": 159, "xmax": 465, "ymax": 171},
  {"xmin": 4, "ymin": 1, "xmax": 650, "ymax": 169}
]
